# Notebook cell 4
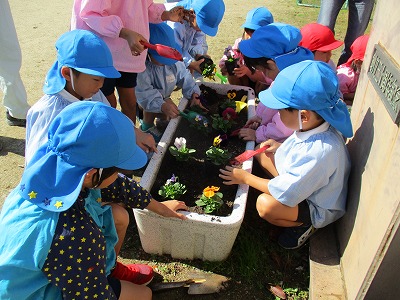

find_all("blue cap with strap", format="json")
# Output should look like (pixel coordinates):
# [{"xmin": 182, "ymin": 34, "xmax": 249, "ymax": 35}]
[
  {"xmin": 19, "ymin": 101, "xmax": 147, "ymax": 212},
  {"xmin": 239, "ymin": 23, "xmax": 314, "ymax": 71},
  {"xmin": 260, "ymin": 60, "xmax": 353, "ymax": 138},
  {"xmin": 43, "ymin": 29, "xmax": 120, "ymax": 95}
]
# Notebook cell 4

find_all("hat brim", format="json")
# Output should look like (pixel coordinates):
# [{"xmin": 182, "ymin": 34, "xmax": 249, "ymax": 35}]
[
  {"xmin": 197, "ymin": 19, "xmax": 218, "ymax": 36},
  {"xmin": 259, "ymin": 88, "xmax": 290, "ymax": 110},
  {"xmin": 238, "ymin": 39, "xmax": 263, "ymax": 58},
  {"xmin": 74, "ymin": 66, "xmax": 121, "ymax": 79},
  {"xmin": 315, "ymin": 40, "xmax": 344, "ymax": 52},
  {"xmin": 241, "ymin": 22, "xmax": 261, "ymax": 31},
  {"xmin": 115, "ymin": 142, "xmax": 148, "ymax": 171}
]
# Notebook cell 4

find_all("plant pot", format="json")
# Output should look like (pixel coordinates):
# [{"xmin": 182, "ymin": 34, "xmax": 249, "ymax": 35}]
[
  {"xmin": 225, "ymin": 59, "xmax": 239, "ymax": 76},
  {"xmin": 133, "ymin": 82, "xmax": 256, "ymax": 261},
  {"xmin": 197, "ymin": 55, "xmax": 215, "ymax": 78}
]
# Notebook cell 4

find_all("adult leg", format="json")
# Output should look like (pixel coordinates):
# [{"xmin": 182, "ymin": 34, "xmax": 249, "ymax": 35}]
[
  {"xmin": 317, "ymin": 0, "xmax": 346, "ymax": 32},
  {"xmin": 117, "ymin": 86, "xmax": 137, "ymax": 124},
  {"xmin": 106, "ymin": 93, "xmax": 118, "ymax": 108},
  {"xmin": 0, "ymin": 0, "xmax": 30, "ymax": 120},
  {"xmin": 338, "ymin": 0, "xmax": 374, "ymax": 65}
]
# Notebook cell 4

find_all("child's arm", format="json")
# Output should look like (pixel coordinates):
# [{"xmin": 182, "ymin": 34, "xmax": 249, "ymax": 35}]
[
  {"xmin": 136, "ymin": 70, "xmax": 166, "ymax": 113},
  {"xmin": 101, "ymin": 174, "xmax": 187, "ymax": 219},
  {"xmin": 219, "ymin": 166, "xmax": 271, "ymax": 194},
  {"xmin": 175, "ymin": 62, "xmax": 206, "ymax": 109},
  {"xmin": 146, "ymin": 199, "xmax": 187, "ymax": 220}
]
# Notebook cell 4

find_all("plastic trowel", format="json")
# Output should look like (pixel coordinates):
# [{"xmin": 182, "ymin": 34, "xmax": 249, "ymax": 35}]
[
  {"xmin": 140, "ymin": 41, "xmax": 183, "ymax": 61},
  {"xmin": 150, "ymin": 272, "xmax": 228, "ymax": 295},
  {"xmin": 230, "ymin": 145, "xmax": 270, "ymax": 165}
]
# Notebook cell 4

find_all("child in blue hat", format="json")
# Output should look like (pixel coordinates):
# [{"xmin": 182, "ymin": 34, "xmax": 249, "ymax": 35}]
[
  {"xmin": 165, "ymin": 0, "xmax": 225, "ymax": 78},
  {"xmin": 25, "ymin": 29, "xmax": 188, "ymax": 286},
  {"xmin": 26, "ymin": 29, "xmax": 157, "ymax": 165},
  {"xmin": 1, "ymin": 101, "xmax": 178, "ymax": 299},
  {"xmin": 219, "ymin": 7, "xmax": 274, "ymax": 94},
  {"xmin": 237, "ymin": 23, "xmax": 314, "ymax": 146},
  {"xmin": 220, "ymin": 61, "xmax": 352, "ymax": 249},
  {"xmin": 136, "ymin": 23, "xmax": 206, "ymax": 140}
]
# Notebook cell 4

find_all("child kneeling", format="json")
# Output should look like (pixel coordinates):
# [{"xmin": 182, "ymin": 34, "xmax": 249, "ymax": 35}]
[{"xmin": 220, "ymin": 60, "xmax": 352, "ymax": 249}]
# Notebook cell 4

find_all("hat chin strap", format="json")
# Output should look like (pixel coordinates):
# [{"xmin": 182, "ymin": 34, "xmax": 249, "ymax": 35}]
[
  {"xmin": 298, "ymin": 110, "xmax": 303, "ymax": 131},
  {"xmin": 69, "ymin": 68, "xmax": 76, "ymax": 93}
]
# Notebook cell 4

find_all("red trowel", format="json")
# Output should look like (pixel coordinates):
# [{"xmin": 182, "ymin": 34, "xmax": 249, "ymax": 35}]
[
  {"xmin": 140, "ymin": 41, "xmax": 183, "ymax": 61},
  {"xmin": 230, "ymin": 145, "xmax": 270, "ymax": 165}
]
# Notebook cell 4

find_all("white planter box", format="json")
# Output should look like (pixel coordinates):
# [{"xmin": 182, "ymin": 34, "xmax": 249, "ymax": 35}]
[{"xmin": 133, "ymin": 82, "xmax": 256, "ymax": 261}]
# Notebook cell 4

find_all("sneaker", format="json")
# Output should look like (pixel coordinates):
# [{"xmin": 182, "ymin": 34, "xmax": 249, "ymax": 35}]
[
  {"xmin": 140, "ymin": 125, "xmax": 163, "ymax": 143},
  {"xmin": 6, "ymin": 111, "xmax": 26, "ymax": 127},
  {"xmin": 111, "ymin": 261, "xmax": 154, "ymax": 285},
  {"xmin": 277, "ymin": 223, "xmax": 317, "ymax": 250}
]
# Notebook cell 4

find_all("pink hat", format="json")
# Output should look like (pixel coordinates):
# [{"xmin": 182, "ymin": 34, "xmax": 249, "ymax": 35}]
[
  {"xmin": 345, "ymin": 34, "xmax": 370, "ymax": 66},
  {"xmin": 299, "ymin": 23, "xmax": 343, "ymax": 52}
]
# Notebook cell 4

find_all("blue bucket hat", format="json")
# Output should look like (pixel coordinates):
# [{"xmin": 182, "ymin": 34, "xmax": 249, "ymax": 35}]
[
  {"xmin": 191, "ymin": 0, "xmax": 225, "ymax": 36},
  {"xmin": 239, "ymin": 23, "xmax": 314, "ymax": 71},
  {"xmin": 19, "ymin": 101, "xmax": 147, "ymax": 212},
  {"xmin": 43, "ymin": 29, "xmax": 120, "ymax": 95},
  {"xmin": 260, "ymin": 60, "xmax": 353, "ymax": 138},
  {"xmin": 149, "ymin": 23, "xmax": 182, "ymax": 65},
  {"xmin": 241, "ymin": 7, "xmax": 274, "ymax": 31}
]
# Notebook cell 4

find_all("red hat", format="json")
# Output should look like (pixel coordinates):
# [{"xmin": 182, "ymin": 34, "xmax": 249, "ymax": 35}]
[
  {"xmin": 345, "ymin": 34, "xmax": 370, "ymax": 66},
  {"xmin": 299, "ymin": 23, "xmax": 343, "ymax": 52}
]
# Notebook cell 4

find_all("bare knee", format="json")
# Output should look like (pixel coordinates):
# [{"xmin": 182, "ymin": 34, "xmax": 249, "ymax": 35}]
[
  {"xmin": 256, "ymin": 193, "xmax": 275, "ymax": 222},
  {"xmin": 110, "ymin": 203, "xmax": 129, "ymax": 230}
]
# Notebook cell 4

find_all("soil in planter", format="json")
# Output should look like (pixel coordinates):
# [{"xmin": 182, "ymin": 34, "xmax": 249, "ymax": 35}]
[{"xmin": 150, "ymin": 84, "xmax": 250, "ymax": 217}]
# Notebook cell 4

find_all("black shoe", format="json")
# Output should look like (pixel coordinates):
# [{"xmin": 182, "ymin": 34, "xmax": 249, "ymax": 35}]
[
  {"xmin": 6, "ymin": 111, "xmax": 26, "ymax": 127},
  {"xmin": 278, "ymin": 223, "xmax": 317, "ymax": 250}
]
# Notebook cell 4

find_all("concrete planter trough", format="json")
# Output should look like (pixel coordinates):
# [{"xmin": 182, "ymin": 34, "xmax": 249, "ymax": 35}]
[{"xmin": 133, "ymin": 82, "xmax": 256, "ymax": 261}]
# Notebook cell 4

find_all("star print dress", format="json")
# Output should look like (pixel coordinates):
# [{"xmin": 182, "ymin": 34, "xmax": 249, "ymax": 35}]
[{"xmin": 0, "ymin": 174, "xmax": 152, "ymax": 299}]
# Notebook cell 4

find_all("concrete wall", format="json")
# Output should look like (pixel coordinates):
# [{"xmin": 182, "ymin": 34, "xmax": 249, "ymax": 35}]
[{"xmin": 337, "ymin": 0, "xmax": 400, "ymax": 299}]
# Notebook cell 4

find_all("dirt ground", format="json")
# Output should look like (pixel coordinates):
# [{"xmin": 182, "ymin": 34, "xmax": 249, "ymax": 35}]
[{"xmin": 0, "ymin": 0, "xmax": 344, "ymax": 298}]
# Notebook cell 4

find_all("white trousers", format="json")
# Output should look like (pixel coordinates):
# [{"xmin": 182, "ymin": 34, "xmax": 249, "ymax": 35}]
[{"xmin": 0, "ymin": 0, "xmax": 30, "ymax": 119}]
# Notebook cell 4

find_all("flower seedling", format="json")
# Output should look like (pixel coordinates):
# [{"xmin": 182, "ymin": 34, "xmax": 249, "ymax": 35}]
[
  {"xmin": 205, "ymin": 135, "xmax": 232, "ymax": 165},
  {"xmin": 195, "ymin": 186, "xmax": 223, "ymax": 214},
  {"xmin": 198, "ymin": 56, "xmax": 216, "ymax": 80},
  {"xmin": 206, "ymin": 146, "xmax": 232, "ymax": 166},
  {"xmin": 169, "ymin": 137, "xmax": 196, "ymax": 161},
  {"xmin": 158, "ymin": 174, "xmax": 187, "ymax": 200},
  {"xmin": 223, "ymin": 46, "xmax": 240, "ymax": 76}
]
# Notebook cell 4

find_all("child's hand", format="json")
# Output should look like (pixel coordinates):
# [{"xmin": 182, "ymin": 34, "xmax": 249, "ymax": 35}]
[
  {"xmin": 245, "ymin": 115, "xmax": 262, "ymax": 129},
  {"xmin": 189, "ymin": 59, "xmax": 204, "ymax": 74},
  {"xmin": 161, "ymin": 98, "xmax": 180, "ymax": 119},
  {"xmin": 220, "ymin": 65, "xmax": 228, "ymax": 76},
  {"xmin": 233, "ymin": 65, "xmax": 250, "ymax": 78},
  {"xmin": 159, "ymin": 200, "xmax": 188, "ymax": 220},
  {"xmin": 147, "ymin": 199, "xmax": 188, "ymax": 220},
  {"xmin": 162, "ymin": 6, "xmax": 185, "ymax": 23},
  {"xmin": 134, "ymin": 127, "xmax": 158, "ymax": 153},
  {"xmin": 238, "ymin": 128, "xmax": 256, "ymax": 141},
  {"xmin": 219, "ymin": 166, "xmax": 248, "ymax": 185},
  {"xmin": 190, "ymin": 93, "xmax": 208, "ymax": 111},
  {"xmin": 119, "ymin": 28, "xmax": 146, "ymax": 56},
  {"xmin": 260, "ymin": 139, "xmax": 281, "ymax": 153}
]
